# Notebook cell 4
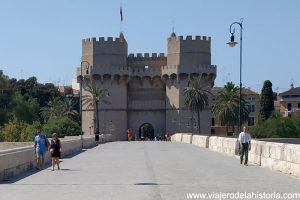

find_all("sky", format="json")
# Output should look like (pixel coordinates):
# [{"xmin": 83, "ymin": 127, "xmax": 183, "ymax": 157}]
[{"xmin": 0, "ymin": 0, "xmax": 299, "ymax": 93}]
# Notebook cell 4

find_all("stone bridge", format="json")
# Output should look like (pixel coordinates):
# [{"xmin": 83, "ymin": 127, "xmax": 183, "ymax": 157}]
[{"xmin": 0, "ymin": 135, "xmax": 300, "ymax": 200}]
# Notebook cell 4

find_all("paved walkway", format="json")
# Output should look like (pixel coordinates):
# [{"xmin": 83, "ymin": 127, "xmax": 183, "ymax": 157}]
[{"xmin": 1, "ymin": 142, "xmax": 300, "ymax": 200}]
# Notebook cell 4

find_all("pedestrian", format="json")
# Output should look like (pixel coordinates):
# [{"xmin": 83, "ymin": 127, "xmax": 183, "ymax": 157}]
[
  {"xmin": 34, "ymin": 128, "xmax": 49, "ymax": 170},
  {"xmin": 95, "ymin": 129, "xmax": 100, "ymax": 145},
  {"xmin": 165, "ymin": 133, "xmax": 170, "ymax": 141},
  {"xmin": 49, "ymin": 133, "xmax": 62, "ymax": 171},
  {"xmin": 127, "ymin": 129, "xmax": 133, "ymax": 141},
  {"xmin": 100, "ymin": 131, "xmax": 105, "ymax": 143},
  {"xmin": 238, "ymin": 126, "xmax": 251, "ymax": 166}
]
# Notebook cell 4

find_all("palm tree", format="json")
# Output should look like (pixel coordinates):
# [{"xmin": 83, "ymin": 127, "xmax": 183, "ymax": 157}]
[
  {"xmin": 82, "ymin": 84, "xmax": 109, "ymax": 132},
  {"xmin": 41, "ymin": 97, "xmax": 78, "ymax": 122},
  {"xmin": 212, "ymin": 82, "xmax": 249, "ymax": 134},
  {"xmin": 183, "ymin": 76, "xmax": 211, "ymax": 134},
  {"xmin": 60, "ymin": 98, "xmax": 79, "ymax": 120}
]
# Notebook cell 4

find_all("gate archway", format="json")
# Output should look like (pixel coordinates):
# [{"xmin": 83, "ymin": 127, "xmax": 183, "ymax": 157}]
[{"xmin": 139, "ymin": 123, "xmax": 154, "ymax": 140}]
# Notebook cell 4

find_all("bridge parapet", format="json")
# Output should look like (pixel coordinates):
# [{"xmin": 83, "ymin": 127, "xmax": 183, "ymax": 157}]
[
  {"xmin": 171, "ymin": 133, "xmax": 300, "ymax": 178},
  {"xmin": 0, "ymin": 136, "xmax": 104, "ymax": 182}
]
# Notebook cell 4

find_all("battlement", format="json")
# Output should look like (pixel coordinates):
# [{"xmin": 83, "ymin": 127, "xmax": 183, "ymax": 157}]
[
  {"xmin": 128, "ymin": 53, "xmax": 166, "ymax": 59},
  {"xmin": 169, "ymin": 35, "xmax": 211, "ymax": 42},
  {"xmin": 162, "ymin": 64, "xmax": 216, "ymax": 71},
  {"xmin": 82, "ymin": 36, "xmax": 126, "ymax": 44},
  {"xmin": 161, "ymin": 64, "xmax": 217, "ymax": 77}
]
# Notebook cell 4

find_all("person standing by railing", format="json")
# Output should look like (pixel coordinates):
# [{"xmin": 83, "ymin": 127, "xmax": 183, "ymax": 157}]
[{"xmin": 238, "ymin": 126, "xmax": 251, "ymax": 166}]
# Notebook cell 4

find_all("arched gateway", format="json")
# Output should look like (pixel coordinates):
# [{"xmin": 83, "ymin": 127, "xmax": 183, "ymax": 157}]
[
  {"xmin": 139, "ymin": 123, "xmax": 154, "ymax": 140},
  {"xmin": 77, "ymin": 32, "xmax": 216, "ymax": 141}
]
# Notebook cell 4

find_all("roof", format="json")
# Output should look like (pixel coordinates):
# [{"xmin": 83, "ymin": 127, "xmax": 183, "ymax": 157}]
[
  {"xmin": 211, "ymin": 87, "xmax": 258, "ymax": 97},
  {"xmin": 279, "ymin": 87, "xmax": 300, "ymax": 96}
]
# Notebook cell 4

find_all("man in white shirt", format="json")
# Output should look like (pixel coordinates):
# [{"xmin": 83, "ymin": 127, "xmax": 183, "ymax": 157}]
[{"xmin": 238, "ymin": 126, "xmax": 251, "ymax": 166}]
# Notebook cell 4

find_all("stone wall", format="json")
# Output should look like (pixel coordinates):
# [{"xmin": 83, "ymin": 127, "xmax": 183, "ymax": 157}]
[
  {"xmin": 0, "ymin": 136, "xmax": 101, "ymax": 181},
  {"xmin": 191, "ymin": 135, "xmax": 209, "ymax": 148},
  {"xmin": 249, "ymin": 140, "xmax": 300, "ymax": 177},
  {"xmin": 171, "ymin": 133, "xmax": 300, "ymax": 178}
]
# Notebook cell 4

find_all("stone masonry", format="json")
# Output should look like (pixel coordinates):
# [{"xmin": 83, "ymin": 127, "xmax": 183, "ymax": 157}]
[{"xmin": 77, "ymin": 32, "xmax": 217, "ymax": 141}]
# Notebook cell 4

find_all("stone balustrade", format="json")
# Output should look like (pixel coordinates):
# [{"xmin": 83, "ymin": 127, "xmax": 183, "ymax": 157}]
[
  {"xmin": 171, "ymin": 133, "xmax": 183, "ymax": 142},
  {"xmin": 181, "ymin": 134, "xmax": 193, "ymax": 144},
  {"xmin": 0, "ymin": 136, "xmax": 101, "ymax": 181},
  {"xmin": 191, "ymin": 135, "xmax": 209, "ymax": 148},
  {"xmin": 249, "ymin": 140, "xmax": 300, "ymax": 177},
  {"xmin": 171, "ymin": 133, "xmax": 300, "ymax": 178}
]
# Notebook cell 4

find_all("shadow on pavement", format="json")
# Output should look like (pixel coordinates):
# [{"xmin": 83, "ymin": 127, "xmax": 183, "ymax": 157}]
[{"xmin": 0, "ymin": 149, "xmax": 87, "ymax": 184}]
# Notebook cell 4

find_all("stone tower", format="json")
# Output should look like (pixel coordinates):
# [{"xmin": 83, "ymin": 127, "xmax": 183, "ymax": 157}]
[{"xmin": 77, "ymin": 32, "xmax": 216, "ymax": 140}]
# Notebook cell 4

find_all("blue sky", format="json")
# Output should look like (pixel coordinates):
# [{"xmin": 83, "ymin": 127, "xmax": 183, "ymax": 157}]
[{"xmin": 0, "ymin": 0, "xmax": 299, "ymax": 93}]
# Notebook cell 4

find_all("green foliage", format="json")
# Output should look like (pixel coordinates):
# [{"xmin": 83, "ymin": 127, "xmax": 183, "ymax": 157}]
[
  {"xmin": 8, "ymin": 93, "xmax": 40, "ymax": 123},
  {"xmin": 43, "ymin": 117, "xmax": 80, "ymax": 138},
  {"xmin": 82, "ymin": 84, "xmax": 110, "ymax": 130},
  {"xmin": 0, "ymin": 118, "xmax": 37, "ymax": 142},
  {"xmin": 183, "ymin": 76, "xmax": 211, "ymax": 134},
  {"xmin": 260, "ymin": 80, "xmax": 275, "ymax": 120},
  {"xmin": 10, "ymin": 77, "xmax": 61, "ymax": 108},
  {"xmin": 250, "ymin": 112, "xmax": 300, "ymax": 138},
  {"xmin": 212, "ymin": 82, "xmax": 249, "ymax": 133},
  {"xmin": 0, "ymin": 72, "xmax": 64, "ymax": 126},
  {"xmin": 0, "ymin": 128, "xmax": 3, "ymax": 142},
  {"xmin": 0, "ymin": 71, "xmax": 13, "ymax": 125},
  {"xmin": 41, "ymin": 97, "xmax": 78, "ymax": 122},
  {"xmin": 82, "ymin": 84, "xmax": 110, "ymax": 109}
]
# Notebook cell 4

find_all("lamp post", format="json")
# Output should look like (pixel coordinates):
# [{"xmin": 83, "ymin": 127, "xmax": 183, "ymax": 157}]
[
  {"xmin": 80, "ymin": 60, "xmax": 90, "ymax": 148},
  {"xmin": 227, "ymin": 19, "xmax": 243, "ymax": 133}
]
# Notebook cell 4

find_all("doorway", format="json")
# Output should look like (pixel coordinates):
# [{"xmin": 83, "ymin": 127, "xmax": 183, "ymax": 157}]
[{"xmin": 139, "ymin": 123, "xmax": 154, "ymax": 140}]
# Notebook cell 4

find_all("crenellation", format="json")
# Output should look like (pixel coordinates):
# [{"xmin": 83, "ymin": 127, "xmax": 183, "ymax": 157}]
[
  {"xmin": 186, "ymin": 35, "xmax": 192, "ymax": 40},
  {"xmin": 79, "ymin": 33, "xmax": 216, "ymax": 140},
  {"xmin": 82, "ymin": 36, "xmax": 127, "ymax": 45},
  {"xmin": 171, "ymin": 35, "xmax": 211, "ymax": 42},
  {"xmin": 127, "ymin": 53, "xmax": 166, "ymax": 59}
]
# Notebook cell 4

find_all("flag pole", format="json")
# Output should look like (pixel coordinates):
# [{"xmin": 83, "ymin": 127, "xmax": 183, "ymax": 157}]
[{"xmin": 120, "ymin": 4, "xmax": 123, "ymax": 33}]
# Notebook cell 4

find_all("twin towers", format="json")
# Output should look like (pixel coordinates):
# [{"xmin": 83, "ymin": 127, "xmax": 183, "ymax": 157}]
[{"xmin": 77, "ymin": 32, "xmax": 216, "ymax": 140}]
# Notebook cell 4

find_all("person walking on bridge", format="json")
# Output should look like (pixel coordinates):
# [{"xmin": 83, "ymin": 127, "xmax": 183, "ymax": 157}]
[
  {"xmin": 34, "ymin": 128, "xmax": 49, "ymax": 170},
  {"xmin": 238, "ymin": 126, "xmax": 251, "ymax": 166}
]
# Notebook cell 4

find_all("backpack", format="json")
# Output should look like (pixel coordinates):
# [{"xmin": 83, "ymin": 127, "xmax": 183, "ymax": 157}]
[{"xmin": 44, "ymin": 135, "xmax": 49, "ymax": 148}]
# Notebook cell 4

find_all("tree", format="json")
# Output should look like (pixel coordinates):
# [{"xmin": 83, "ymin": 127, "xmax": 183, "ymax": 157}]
[
  {"xmin": 43, "ymin": 117, "xmax": 80, "ymax": 138},
  {"xmin": 260, "ymin": 80, "xmax": 275, "ymax": 120},
  {"xmin": 250, "ymin": 112, "xmax": 300, "ymax": 138},
  {"xmin": 82, "ymin": 84, "xmax": 109, "ymax": 132},
  {"xmin": 41, "ymin": 97, "xmax": 78, "ymax": 122},
  {"xmin": 212, "ymin": 82, "xmax": 249, "ymax": 134},
  {"xmin": 0, "ymin": 118, "xmax": 28, "ymax": 142},
  {"xmin": 183, "ymin": 76, "xmax": 211, "ymax": 134},
  {"xmin": 0, "ymin": 70, "xmax": 13, "ymax": 126},
  {"xmin": 8, "ymin": 93, "xmax": 40, "ymax": 123},
  {"xmin": 31, "ymin": 83, "xmax": 61, "ymax": 108}
]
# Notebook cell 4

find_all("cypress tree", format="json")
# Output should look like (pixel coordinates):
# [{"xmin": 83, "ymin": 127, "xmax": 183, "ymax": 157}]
[{"xmin": 260, "ymin": 80, "xmax": 275, "ymax": 120}]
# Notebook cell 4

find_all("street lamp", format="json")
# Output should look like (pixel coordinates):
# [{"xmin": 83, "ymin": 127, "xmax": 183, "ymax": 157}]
[
  {"xmin": 80, "ymin": 60, "xmax": 90, "ymax": 148},
  {"xmin": 227, "ymin": 19, "xmax": 243, "ymax": 133}
]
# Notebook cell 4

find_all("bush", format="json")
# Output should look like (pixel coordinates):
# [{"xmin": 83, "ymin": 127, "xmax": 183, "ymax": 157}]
[
  {"xmin": 0, "ymin": 118, "xmax": 35, "ymax": 142},
  {"xmin": 250, "ymin": 113, "xmax": 300, "ymax": 138},
  {"xmin": 43, "ymin": 117, "xmax": 80, "ymax": 138}
]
